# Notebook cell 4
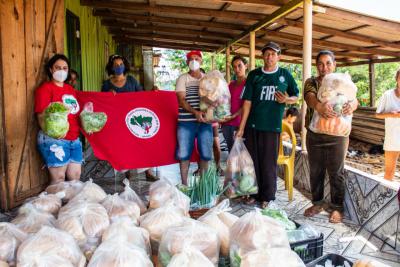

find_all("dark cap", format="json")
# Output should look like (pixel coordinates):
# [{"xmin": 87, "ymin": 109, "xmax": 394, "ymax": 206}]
[{"xmin": 261, "ymin": 41, "xmax": 281, "ymax": 54}]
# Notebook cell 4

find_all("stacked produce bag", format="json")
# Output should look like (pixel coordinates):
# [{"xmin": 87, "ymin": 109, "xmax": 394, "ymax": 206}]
[
  {"xmin": 309, "ymin": 73, "xmax": 357, "ymax": 136},
  {"xmin": 199, "ymin": 70, "xmax": 231, "ymax": 121},
  {"xmin": 43, "ymin": 102, "xmax": 70, "ymax": 139}
]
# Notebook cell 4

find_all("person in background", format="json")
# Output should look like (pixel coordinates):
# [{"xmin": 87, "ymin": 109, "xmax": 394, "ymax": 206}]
[
  {"xmin": 221, "ymin": 55, "xmax": 247, "ymax": 152},
  {"xmin": 282, "ymin": 107, "xmax": 299, "ymax": 142},
  {"xmin": 102, "ymin": 54, "xmax": 158, "ymax": 181},
  {"xmin": 236, "ymin": 42, "xmax": 299, "ymax": 208},
  {"xmin": 375, "ymin": 69, "xmax": 400, "ymax": 181},
  {"xmin": 35, "ymin": 54, "xmax": 82, "ymax": 184},
  {"xmin": 175, "ymin": 50, "xmax": 213, "ymax": 185},
  {"xmin": 303, "ymin": 50, "xmax": 358, "ymax": 223},
  {"xmin": 67, "ymin": 69, "xmax": 79, "ymax": 89}
]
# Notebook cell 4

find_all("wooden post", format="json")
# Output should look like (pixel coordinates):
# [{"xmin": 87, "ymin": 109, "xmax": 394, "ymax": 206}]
[
  {"xmin": 211, "ymin": 54, "xmax": 216, "ymax": 70},
  {"xmin": 369, "ymin": 61, "xmax": 376, "ymax": 107},
  {"xmin": 226, "ymin": 46, "xmax": 231, "ymax": 83},
  {"xmin": 249, "ymin": 31, "xmax": 256, "ymax": 70},
  {"xmin": 300, "ymin": 0, "xmax": 313, "ymax": 151}
]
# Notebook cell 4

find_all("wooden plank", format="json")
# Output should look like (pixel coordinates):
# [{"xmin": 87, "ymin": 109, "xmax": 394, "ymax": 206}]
[
  {"xmin": 113, "ymin": 32, "xmax": 225, "ymax": 45},
  {"xmin": 81, "ymin": 0, "xmax": 266, "ymax": 20},
  {"xmin": 369, "ymin": 62, "xmax": 376, "ymax": 107},
  {"xmin": 249, "ymin": 31, "xmax": 255, "ymax": 70},
  {"xmin": 114, "ymin": 35, "xmax": 218, "ymax": 49},
  {"xmin": 226, "ymin": 46, "xmax": 231, "ymax": 83},
  {"xmin": 93, "ymin": 10, "xmax": 248, "ymax": 31},
  {"xmin": 337, "ymin": 57, "xmax": 400, "ymax": 67}
]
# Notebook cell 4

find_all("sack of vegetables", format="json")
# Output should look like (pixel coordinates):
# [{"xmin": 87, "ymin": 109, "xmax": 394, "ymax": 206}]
[
  {"xmin": 309, "ymin": 73, "xmax": 357, "ymax": 137},
  {"xmin": 44, "ymin": 102, "xmax": 70, "ymax": 139},
  {"xmin": 199, "ymin": 70, "xmax": 231, "ymax": 121},
  {"xmin": 224, "ymin": 138, "xmax": 258, "ymax": 198},
  {"xmin": 80, "ymin": 102, "xmax": 107, "ymax": 134}
]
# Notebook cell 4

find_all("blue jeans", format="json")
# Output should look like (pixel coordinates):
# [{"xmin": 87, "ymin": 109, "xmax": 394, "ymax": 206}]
[
  {"xmin": 176, "ymin": 121, "xmax": 213, "ymax": 161},
  {"xmin": 37, "ymin": 131, "xmax": 83, "ymax": 167}
]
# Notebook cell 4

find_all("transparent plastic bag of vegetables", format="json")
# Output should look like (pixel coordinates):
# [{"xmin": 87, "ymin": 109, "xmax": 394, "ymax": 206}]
[
  {"xmin": 309, "ymin": 73, "xmax": 357, "ymax": 137},
  {"xmin": 80, "ymin": 102, "xmax": 107, "ymax": 134},
  {"xmin": 224, "ymin": 138, "xmax": 258, "ymax": 198},
  {"xmin": 261, "ymin": 207, "xmax": 296, "ymax": 230},
  {"xmin": 199, "ymin": 70, "xmax": 231, "ymax": 121},
  {"xmin": 44, "ymin": 102, "xmax": 70, "ymax": 139}
]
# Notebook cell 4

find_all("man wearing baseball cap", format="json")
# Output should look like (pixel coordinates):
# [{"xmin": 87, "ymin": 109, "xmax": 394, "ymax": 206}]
[
  {"xmin": 175, "ymin": 50, "xmax": 213, "ymax": 185},
  {"xmin": 236, "ymin": 41, "xmax": 299, "ymax": 208}
]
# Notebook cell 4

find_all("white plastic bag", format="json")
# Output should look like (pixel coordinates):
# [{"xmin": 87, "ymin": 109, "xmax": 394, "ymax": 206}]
[
  {"xmin": 199, "ymin": 70, "xmax": 231, "ymax": 121},
  {"xmin": 101, "ymin": 193, "xmax": 141, "ymax": 223},
  {"xmin": 119, "ymin": 179, "xmax": 147, "ymax": 214},
  {"xmin": 24, "ymin": 191, "xmax": 64, "ymax": 215},
  {"xmin": 45, "ymin": 180, "xmax": 84, "ymax": 203},
  {"xmin": 17, "ymin": 226, "xmax": 86, "ymax": 267},
  {"xmin": 57, "ymin": 199, "xmax": 110, "ymax": 245},
  {"xmin": 87, "ymin": 238, "xmax": 153, "ymax": 267},
  {"xmin": 102, "ymin": 218, "xmax": 151, "ymax": 256},
  {"xmin": 198, "ymin": 199, "xmax": 238, "ymax": 256},
  {"xmin": 240, "ymin": 248, "xmax": 306, "ymax": 267},
  {"xmin": 309, "ymin": 73, "xmax": 357, "ymax": 137},
  {"xmin": 158, "ymin": 219, "xmax": 220, "ymax": 267},
  {"xmin": 224, "ymin": 138, "xmax": 258, "ymax": 198},
  {"xmin": 139, "ymin": 203, "xmax": 186, "ymax": 254},
  {"xmin": 167, "ymin": 247, "xmax": 214, "ymax": 267},
  {"xmin": 0, "ymin": 222, "xmax": 27, "ymax": 265},
  {"xmin": 70, "ymin": 178, "xmax": 107, "ymax": 203},
  {"xmin": 80, "ymin": 102, "xmax": 107, "ymax": 134},
  {"xmin": 11, "ymin": 203, "xmax": 56, "ymax": 234},
  {"xmin": 229, "ymin": 210, "xmax": 290, "ymax": 267}
]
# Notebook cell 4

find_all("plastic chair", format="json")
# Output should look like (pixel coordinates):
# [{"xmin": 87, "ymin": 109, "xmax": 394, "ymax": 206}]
[{"xmin": 278, "ymin": 120, "xmax": 297, "ymax": 201}]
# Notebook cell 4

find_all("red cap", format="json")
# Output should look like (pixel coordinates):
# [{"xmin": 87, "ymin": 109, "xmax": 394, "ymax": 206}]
[{"xmin": 186, "ymin": 50, "xmax": 202, "ymax": 61}]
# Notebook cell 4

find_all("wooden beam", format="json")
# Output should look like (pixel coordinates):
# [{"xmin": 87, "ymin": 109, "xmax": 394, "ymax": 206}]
[
  {"xmin": 336, "ymin": 57, "xmax": 400, "ymax": 67},
  {"xmin": 103, "ymin": 21, "xmax": 235, "ymax": 39},
  {"xmin": 369, "ymin": 62, "xmax": 376, "ymax": 107},
  {"xmin": 283, "ymin": 19, "xmax": 400, "ymax": 50},
  {"xmin": 93, "ymin": 10, "xmax": 248, "ymax": 31},
  {"xmin": 217, "ymin": 0, "xmax": 303, "ymax": 53},
  {"xmin": 226, "ymin": 46, "xmax": 231, "ymax": 83},
  {"xmin": 249, "ymin": 31, "xmax": 256, "ymax": 70},
  {"xmin": 81, "ymin": 0, "xmax": 265, "ymax": 20},
  {"xmin": 218, "ymin": 0, "xmax": 288, "ymax": 5},
  {"xmin": 114, "ymin": 35, "xmax": 219, "ymax": 48},
  {"xmin": 261, "ymin": 30, "xmax": 400, "ymax": 57}
]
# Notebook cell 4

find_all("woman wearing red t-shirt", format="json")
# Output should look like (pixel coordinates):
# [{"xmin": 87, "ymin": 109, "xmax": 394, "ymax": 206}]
[
  {"xmin": 221, "ymin": 55, "xmax": 248, "ymax": 152},
  {"xmin": 35, "ymin": 54, "xmax": 82, "ymax": 184}
]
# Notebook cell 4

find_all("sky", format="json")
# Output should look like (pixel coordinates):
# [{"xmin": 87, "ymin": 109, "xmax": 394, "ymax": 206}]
[{"xmin": 318, "ymin": 0, "xmax": 400, "ymax": 22}]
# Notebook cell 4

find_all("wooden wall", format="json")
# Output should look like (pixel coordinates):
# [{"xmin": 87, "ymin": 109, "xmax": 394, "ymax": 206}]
[
  {"xmin": 351, "ymin": 107, "xmax": 385, "ymax": 145},
  {"xmin": 0, "ymin": 0, "xmax": 64, "ymax": 210}
]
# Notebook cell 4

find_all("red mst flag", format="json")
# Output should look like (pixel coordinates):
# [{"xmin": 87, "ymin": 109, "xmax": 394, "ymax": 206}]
[{"xmin": 76, "ymin": 90, "xmax": 200, "ymax": 171}]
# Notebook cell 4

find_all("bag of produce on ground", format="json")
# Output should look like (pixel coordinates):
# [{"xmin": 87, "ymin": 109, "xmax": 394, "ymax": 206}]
[
  {"xmin": 120, "ymin": 178, "xmax": 147, "ymax": 214},
  {"xmin": 0, "ymin": 222, "xmax": 27, "ymax": 265},
  {"xmin": 45, "ymin": 180, "xmax": 84, "ymax": 203},
  {"xmin": 88, "ymin": 237, "xmax": 153, "ymax": 267},
  {"xmin": 80, "ymin": 102, "xmax": 107, "ymax": 134},
  {"xmin": 102, "ymin": 217, "xmax": 151, "ymax": 256},
  {"xmin": 240, "ymin": 247, "xmax": 306, "ymax": 267},
  {"xmin": 353, "ymin": 259, "xmax": 390, "ymax": 267},
  {"xmin": 309, "ymin": 73, "xmax": 357, "ymax": 137},
  {"xmin": 17, "ymin": 226, "xmax": 86, "ymax": 267},
  {"xmin": 57, "ymin": 199, "xmax": 110, "ymax": 246},
  {"xmin": 139, "ymin": 203, "xmax": 186, "ymax": 254},
  {"xmin": 158, "ymin": 219, "xmax": 220, "ymax": 267},
  {"xmin": 199, "ymin": 70, "xmax": 231, "ymax": 121},
  {"xmin": 149, "ymin": 179, "xmax": 190, "ymax": 215},
  {"xmin": 101, "ymin": 193, "xmax": 141, "ymax": 223},
  {"xmin": 229, "ymin": 210, "xmax": 290, "ymax": 267},
  {"xmin": 23, "ymin": 191, "xmax": 64, "ymax": 215},
  {"xmin": 43, "ymin": 102, "xmax": 70, "ymax": 139},
  {"xmin": 261, "ymin": 207, "xmax": 296, "ymax": 230},
  {"xmin": 198, "ymin": 199, "xmax": 238, "ymax": 256},
  {"xmin": 11, "ymin": 203, "xmax": 56, "ymax": 234},
  {"xmin": 69, "ymin": 179, "xmax": 107, "ymax": 203},
  {"xmin": 224, "ymin": 138, "xmax": 258, "ymax": 198},
  {"xmin": 0, "ymin": 261, "xmax": 8, "ymax": 267},
  {"xmin": 167, "ymin": 247, "xmax": 214, "ymax": 267}
]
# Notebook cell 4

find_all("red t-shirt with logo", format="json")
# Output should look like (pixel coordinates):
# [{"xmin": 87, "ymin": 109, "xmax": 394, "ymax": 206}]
[{"xmin": 35, "ymin": 81, "xmax": 80, "ymax": 140}]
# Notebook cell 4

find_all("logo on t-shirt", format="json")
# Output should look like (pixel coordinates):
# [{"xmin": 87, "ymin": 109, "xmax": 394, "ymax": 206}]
[
  {"xmin": 62, "ymin": 94, "xmax": 80, "ymax": 114},
  {"xmin": 126, "ymin": 108, "xmax": 160, "ymax": 139},
  {"xmin": 260, "ymin": 86, "xmax": 277, "ymax": 101},
  {"xmin": 279, "ymin": 76, "xmax": 285, "ymax": 83}
]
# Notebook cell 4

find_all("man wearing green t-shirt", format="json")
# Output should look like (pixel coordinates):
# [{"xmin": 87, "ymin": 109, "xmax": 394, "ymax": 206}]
[{"xmin": 236, "ymin": 42, "xmax": 299, "ymax": 208}]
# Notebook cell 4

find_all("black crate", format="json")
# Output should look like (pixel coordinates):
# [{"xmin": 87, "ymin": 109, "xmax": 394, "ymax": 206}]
[
  {"xmin": 306, "ymin": 253, "xmax": 353, "ymax": 267},
  {"xmin": 289, "ymin": 223, "xmax": 324, "ymax": 264}
]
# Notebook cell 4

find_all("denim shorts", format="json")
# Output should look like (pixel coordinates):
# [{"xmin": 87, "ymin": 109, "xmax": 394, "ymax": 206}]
[
  {"xmin": 37, "ymin": 131, "xmax": 83, "ymax": 167},
  {"xmin": 176, "ymin": 121, "xmax": 213, "ymax": 161}
]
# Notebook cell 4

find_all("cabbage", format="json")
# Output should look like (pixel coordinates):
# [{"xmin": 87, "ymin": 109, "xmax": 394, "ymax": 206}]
[
  {"xmin": 261, "ymin": 208, "xmax": 296, "ymax": 230},
  {"xmin": 44, "ymin": 102, "xmax": 69, "ymax": 139},
  {"xmin": 80, "ymin": 112, "xmax": 107, "ymax": 134}
]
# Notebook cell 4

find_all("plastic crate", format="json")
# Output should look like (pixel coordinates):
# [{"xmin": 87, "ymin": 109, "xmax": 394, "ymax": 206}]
[
  {"xmin": 290, "ymin": 223, "xmax": 324, "ymax": 264},
  {"xmin": 306, "ymin": 253, "xmax": 353, "ymax": 267}
]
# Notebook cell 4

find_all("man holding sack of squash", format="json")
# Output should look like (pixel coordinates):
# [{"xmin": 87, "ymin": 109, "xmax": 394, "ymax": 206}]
[{"xmin": 303, "ymin": 50, "xmax": 358, "ymax": 223}]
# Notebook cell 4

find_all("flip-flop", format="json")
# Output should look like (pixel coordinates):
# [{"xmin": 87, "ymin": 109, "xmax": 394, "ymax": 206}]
[
  {"xmin": 304, "ymin": 205, "xmax": 323, "ymax": 217},
  {"xmin": 244, "ymin": 196, "xmax": 257, "ymax": 205},
  {"xmin": 261, "ymin": 201, "xmax": 269, "ymax": 209},
  {"xmin": 329, "ymin": 210, "xmax": 343, "ymax": 223}
]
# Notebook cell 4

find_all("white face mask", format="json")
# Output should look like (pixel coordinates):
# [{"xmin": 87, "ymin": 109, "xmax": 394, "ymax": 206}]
[
  {"xmin": 52, "ymin": 70, "xmax": 68, "ymax": 83},
  {"xmin": 189, "ymin": 60, "xmax": 200, "ymax": 71}
]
